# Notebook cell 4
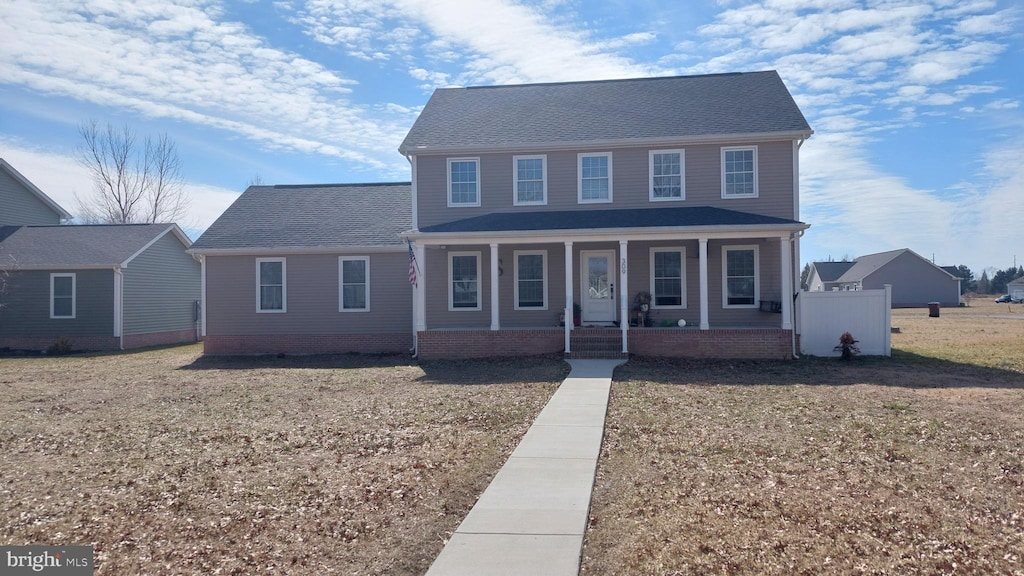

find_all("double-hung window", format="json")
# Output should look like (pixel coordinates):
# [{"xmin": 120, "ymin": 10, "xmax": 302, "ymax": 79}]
[
  {"xmin": 722, "ymin": 246, "xmax": 759, "ymax": 307},
  {"xmin": 514, "ymin": 250, "xmax": 547, "ymax": 310},
  {"xmin": 339, "ymin": 256, "xmax": 369, "ymax": 312},
  {"xmin": 721, "ymin": 146, "xmax": 758, "ymax": 198},
  {"xmin": 448, "ymin": 158, "xmax": 480, "ymax": 206},
  {"xmin": 578, "ymin": 152, "xmax": 612, "ymax": 203},
  {"xmin": 513, "ymin": 155, "xmax": 546, "ymax": 205},
  {"xmin": 50, "ymin": 273, "xmax": 75, "ymax": 319},
  {"xmin": 256, "ymin": 258, "xmax": 286, "ymax": 312},
  {"xmin": 650, "ymin": 248, "xmax": 685, "ymax": 308},
  {"xmin": 650, "ymin": 150, "xmax": 684, "ymax": 201},
  {"xmin": 449, "ymin": 252, "xmax": 481, "ymax": 311}
]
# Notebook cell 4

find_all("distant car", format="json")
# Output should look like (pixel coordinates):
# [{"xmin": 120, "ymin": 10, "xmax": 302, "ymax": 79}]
[{"xmin": 995, "ymin": 294, "xmax": 1013, "ymax": 303}]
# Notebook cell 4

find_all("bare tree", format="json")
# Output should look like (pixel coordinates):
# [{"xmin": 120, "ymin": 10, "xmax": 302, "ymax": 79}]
[
  {"xmin": 75, "ymin": 120, "xmax": 190, "ymax": 224},
  {"xmin": 248, "ymin": 173, "xmax": 265, "ymax": 187}
]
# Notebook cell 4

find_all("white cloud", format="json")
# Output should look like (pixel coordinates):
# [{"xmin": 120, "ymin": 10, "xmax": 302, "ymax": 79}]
[{"xmin": 0, "ymin": 139, "xmax": 238, "ymax": 234}]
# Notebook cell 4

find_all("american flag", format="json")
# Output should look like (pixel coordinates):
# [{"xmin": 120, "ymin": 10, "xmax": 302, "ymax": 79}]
[{"xmin": 407, "ymin": 241, "xmax": 418, "ymax": 287}]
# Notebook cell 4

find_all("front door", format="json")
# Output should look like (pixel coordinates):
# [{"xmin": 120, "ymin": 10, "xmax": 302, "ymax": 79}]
[{"xmin": 580, "ymin": 250, "xmax": 616, "ymax": 323}]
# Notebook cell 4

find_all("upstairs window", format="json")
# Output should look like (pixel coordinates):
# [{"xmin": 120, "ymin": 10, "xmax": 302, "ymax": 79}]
[
  {"xmin": 339, "ymin": 256, "xmax": 369, "ymax": 311},
  {"xmin": 578, "ymin": 152, "xmax": 612, "ymax": 203},
  {"xmin": 650, "ymin": 150, "xmax": 684, "ymax": 201},
  {"xmin": 50, "ymin": 273, "xmax": 76, "ymax": 319},
  {"xmin": 722, "ymin": 246, "xmax": 759, "ymax": 308},
  {"xmin": 514, "ymin": 155, "xmax": 547, "ymax": 206},
  {"xmin": 449, "ymin": 252, "xmax": 481, "ymax": 310},
  {"xmin": 515, "ymin": 250, "xmax": 547, "ymax": 310},
  {"xmin": 257, "ymin": 258, "xmax": 286, "ymax": 312},
  {"xmin": 448, "ymin": 158, "xmax": 480, "ymax": 206},
  {"xmin": 721, "ymin": 146, "xmax": 758, "ymax": 198},
  {"xmin": 650, "ymin": 248, "xmax": 685, "ymax": 308}
]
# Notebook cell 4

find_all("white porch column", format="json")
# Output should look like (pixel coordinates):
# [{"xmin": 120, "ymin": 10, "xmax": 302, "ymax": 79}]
[
  {"xmin": 780, "ymin": 235, "xmax": 793, "ymax": 330},
  {"xmin": 619, "ymin": 240, "xmax": 628, "ymax": 353},
  {"xmin": 564, "ymin": 241, "xmax": 573, "ymax": 353},
  {"xmin": 699, "ymin": 238, "xmax": 710, "ymax": 330},
  {"xmin": 414, "ymin": 243, "xmax": 427, "ymax": 333},
  {"xmin": 490, "ymin": 243, "xmax": 500, "ymax": 331}
]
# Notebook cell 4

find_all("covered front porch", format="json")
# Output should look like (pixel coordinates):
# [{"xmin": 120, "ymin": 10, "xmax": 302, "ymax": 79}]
[{"xmin": 405, "ymin": 209, "xmax": 806, "ymax": 360}]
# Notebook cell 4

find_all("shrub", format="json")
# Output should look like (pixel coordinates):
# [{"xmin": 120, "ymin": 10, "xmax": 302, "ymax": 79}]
[{"xmin": 48, "ymin": 336, "xmax": 73, "ymax": 356}]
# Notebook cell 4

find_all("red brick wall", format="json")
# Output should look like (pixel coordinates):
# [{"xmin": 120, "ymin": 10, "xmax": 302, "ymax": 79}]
[
  {"xmin": 416, "ymin": 329, "xmax": 564, "ymax": 360},
  {"xmin": 122, "ymin": 329, "xmax": 198, "ymax": 350},
  {"xmin": 629, "ymin": 328, "xmax": 793, "ymax": 359},
  {"xmin": 203, "ymin": 333, "xmax": 413, "ymax": 356},
  {"xmin": 0, "ymin": 336, "xmax": 119, "ymax": 352}
]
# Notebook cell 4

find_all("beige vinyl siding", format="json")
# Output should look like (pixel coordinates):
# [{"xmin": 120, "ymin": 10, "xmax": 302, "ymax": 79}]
[
  {"xmin": 424, "ymin": 246, "xmax": 491, "ymax": 329},
  {"xmin": 705, "ymin": 239, "xmax": 781, "ymax": 327},
  {"xmin": 415, "ymin": 141, "xmax": 796, "ymax": 228},
  {"xmin": 0, "ymin": 169, "xmax": 63, "ymax": 226},
  {"xmin": 0, "ymin": 269, "xmax": 114, "ymax": 337},
  {"xmin": 122, "ymin": 232, "xmax": 201, "ymax": 336},
  {"xmin": 205, "ymin": 253, "xmax": 412, "ymax": 335}
]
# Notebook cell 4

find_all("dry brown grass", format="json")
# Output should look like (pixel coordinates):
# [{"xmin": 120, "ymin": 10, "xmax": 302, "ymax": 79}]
[
  {"xmin": 582, "ymin": 301, "xmax": 1024, "ymax": 575},
  {"xmin": 0, "ymin": 345, "xmax": 566, "ymax": 575}
]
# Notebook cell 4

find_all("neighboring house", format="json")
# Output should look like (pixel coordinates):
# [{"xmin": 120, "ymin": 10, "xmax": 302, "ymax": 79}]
[
  {"xmin": 0, "ymin": 224, "xmax": 201, "ymax": 351},
  {"xmin": 1008, "ymin": 278, "xmax": 1024, "ymax": 301},
  {"xmin": 194, "ymin": 71, "xmax": 813, "ymax": 359},
  {"xmin": 188, "ymin": 183, "xmax": 414, "ymax": 355},
  {"xmin": 807, "ymin": 249, "xmax": 960, "ymax": 307},
  {"xmin": 0, "ymin": 158, "xmax": 72, "ymax": 226}
]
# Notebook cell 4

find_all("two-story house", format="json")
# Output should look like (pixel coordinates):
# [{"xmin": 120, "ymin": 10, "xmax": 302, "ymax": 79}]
[{"xmin": 192, "ymin": 71, "xmax": 812, "ymax": 359}]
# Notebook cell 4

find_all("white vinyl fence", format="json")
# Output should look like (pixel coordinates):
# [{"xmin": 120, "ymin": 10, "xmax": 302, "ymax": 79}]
[{"xmin": 798, "ymin": 285, "xmax": 891, "ymax": 356}]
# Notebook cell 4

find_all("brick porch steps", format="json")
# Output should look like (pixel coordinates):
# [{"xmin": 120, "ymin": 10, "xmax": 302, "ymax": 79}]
[{"xmin": 566, "ymin": 328, "xmax": 628, "ymax": 359}]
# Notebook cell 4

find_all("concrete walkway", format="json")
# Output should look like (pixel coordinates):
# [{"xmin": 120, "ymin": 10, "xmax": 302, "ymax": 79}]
[{"xmin": 424, "ymin": 359, "xmax": 625, "ymax": 576}]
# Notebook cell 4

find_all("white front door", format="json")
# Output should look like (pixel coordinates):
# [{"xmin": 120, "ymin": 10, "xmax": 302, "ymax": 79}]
[{"xmin": 580, "ymin": 250, "xmax": 616, "ymax": 323}]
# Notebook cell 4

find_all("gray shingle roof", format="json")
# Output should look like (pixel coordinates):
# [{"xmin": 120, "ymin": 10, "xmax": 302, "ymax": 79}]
[
  {"xmin": 400, "ymin": 71, "xmax": 812, "ymax": 153},
  {"xmin": 836, "ymin": 249, "xmax": 908, "ymax": 282},
  {"xmin": 810, "ymin": 261, "xmax": 856, "ymax": 282},
  {"xmin": 191, "ymin": 183, "xmax": 411, "ymax": 250},
  {"xmin": 0, "ymin": 224, "xmax": 184, "ymax": 268},
  {"xmin": 419, "ymin": 206, "xmax": 803, "ymax": 234}
]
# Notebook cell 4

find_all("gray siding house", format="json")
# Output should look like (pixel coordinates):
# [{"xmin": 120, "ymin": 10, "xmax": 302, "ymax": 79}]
[
  {"xmin": 189, "ymin": 183, "xmax": 413, "ymax": 355},
  {"xmin": 807, "ymin": 249, "xmax": 961, "ymax": 307},
  {"xmin": 195, "ymin": 71, "xmax": 813, "ymax": 359},
  {"xmin": 0, "ymin": 224, "xmax": 201, "ymax": 351},
  {"xmin": 0, "ymin": 158, "xmax": 72, "ymax": 226}
]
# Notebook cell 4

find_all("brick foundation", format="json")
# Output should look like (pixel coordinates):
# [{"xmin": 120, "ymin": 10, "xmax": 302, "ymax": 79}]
[
  {"xmin": 203, "ymin": 333, "xmax": 413, "ymax": 356},
  {"xmin": 122, "ymin": 328, "xmax": 199, "ymax": 350},
  {"xmin": 0, "ymin": 335, "xmax": 120, "ymax": 352},
  {"xmin": 628, "ymin": 327, "xmax": 793, "ymax": 359},
  {"xmin": 416, "ymin": 329, "xmax": 565, "ymax": 360}
]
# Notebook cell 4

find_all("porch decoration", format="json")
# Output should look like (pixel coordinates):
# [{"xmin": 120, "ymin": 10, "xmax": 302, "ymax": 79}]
[
  {"xmin": 834, "ymin": 331, "xmax": 861, "ymax": 361},
  {"xmin": 632, "ymin": 291, "xmax": 653, "ymax": 327}
]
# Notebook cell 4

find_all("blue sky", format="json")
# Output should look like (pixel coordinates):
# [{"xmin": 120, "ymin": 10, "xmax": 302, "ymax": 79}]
[{"xmin": 1, "ymin": 0, "xmax": 1021, "ymax": 275}]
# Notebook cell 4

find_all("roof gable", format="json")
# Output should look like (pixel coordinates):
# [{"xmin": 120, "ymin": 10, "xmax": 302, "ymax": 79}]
[
  {"xmin": 191, "ymin": 183, "xmax": 412, "ymax": 251},
  {"xmin": 400, "ymin": 71, "xmax": 812, "ymax": 153},
  {"xmin": 0, "ymin": 158, "xmax": 73, "ymax": 222},
  {"xmin": 810, "ymin": 261, "xmax": 856, "ymax": 283},
  {"xmin": 0, "ymin": 224, "xmax": 188, "ymax": 269}
]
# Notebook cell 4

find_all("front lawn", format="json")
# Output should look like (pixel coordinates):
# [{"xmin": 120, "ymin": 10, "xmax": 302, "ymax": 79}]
[{"xmin": 0, "ymin": 346, "xmax": 566, "ymax": 575}]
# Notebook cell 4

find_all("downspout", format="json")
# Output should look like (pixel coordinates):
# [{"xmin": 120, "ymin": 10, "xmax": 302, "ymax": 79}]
[{"xmin": 114, "ymin": 267, "xmax": 124, "ymax": 350}]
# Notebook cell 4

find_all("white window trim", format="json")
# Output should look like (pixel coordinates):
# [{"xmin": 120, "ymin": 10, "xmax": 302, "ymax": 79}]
[
  {"xmin": 649, "ymin": 149, "xmax": 685, "ymax": 202},
  {"xmin": 448, "ymin": 251, "xmax": 482, "ymax": 311},
  {"xmin": 447, "ymin": 157, "xmax": 481, "ymax": 207},
  {"xmin": 577, "ymin": 152, "xmax": 613, "ymax": 204},
  {"xmin": 721, "ymin": 245, "xmax": 759, "ymax": 309},
  {"xmin": 256, "ymin": 257, "xmax": 287, "ymax": 313},
  {"xmin": 49, "ymin": 273, "xmax": 76, "ymax": 319},
  {"xmin": 512, "ymin": 154, "xmax": 547, "ymax": 206},
  {"xmin": 338, "ymin": 256, "xmax": 370, "ymax": 312},
  {"xmin": 649, "ymin": 247, "xmax": 686, "ymax": 309},
  {"xmin": 721, "ymin": 145, "xmax": 759, "ymax": 199},
  {"xmin": 514, "ymin": 250, "xmax": 548, "ymax": 311}
]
